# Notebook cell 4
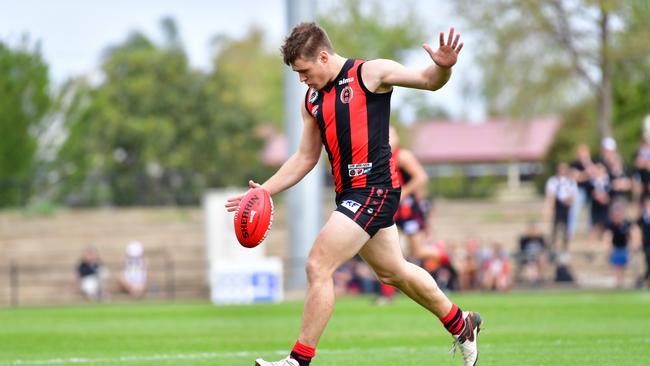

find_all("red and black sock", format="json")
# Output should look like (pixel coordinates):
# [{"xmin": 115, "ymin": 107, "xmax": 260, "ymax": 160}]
[
  {"xmin": 290, "ymin": 341, "xmax": 316, "ymax": 366},
  {"xmin": 440, "ymin": 303, "xmax": 465, "ymax": 335}
]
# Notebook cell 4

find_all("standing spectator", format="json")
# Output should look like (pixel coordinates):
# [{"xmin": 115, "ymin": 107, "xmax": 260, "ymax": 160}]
[
  {"xmin": 609, "ymin": 156, "xmax": 632, "ymax": 202},
  {"xmin": 569, "ymin": 143, "xmax": 594, "ymax": 238},
  {"xmin": 517, "ymin": 222, "xmax": 547, "ymax": 286},
  {"xmin": 118, "ymin": 240, "xmax": 148, "ymax": 298},
  {"xmin": 633, "ymin": 138, "xmax": 650, "ymax": 203},
  {"xmin": 636, "ymin": 195, "xmax": 650, "ymax": 288},
  {"xmin": 545, "ymin": 162, "xmax": 578, "ymax": 254},
  {"xmin": 603, "ymin": 202, "xmax": 633, "ymax": 288},
  {"xmin": 599, "ymin": 136, "xmax": 620, "ymax": 174},
  {"xmin": 588, "ymin": 163, "xmax": 612, "ymax": 239},
  {"xmin": 77, "ymin": 246, "xmax": 104, "ymax": 301}
]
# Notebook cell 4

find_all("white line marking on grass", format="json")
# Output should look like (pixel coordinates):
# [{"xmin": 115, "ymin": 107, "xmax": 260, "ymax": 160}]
[
  {"xmin": 3, "ymin": 351, "xmax": 286, "ymax": 365},
  {"xmin": 5, "ymin": 338, "xmax": 641, "ymax": 365},
  {"xmin": 3, "ymin": 346, "xmax": 447, "ymax": 366}
]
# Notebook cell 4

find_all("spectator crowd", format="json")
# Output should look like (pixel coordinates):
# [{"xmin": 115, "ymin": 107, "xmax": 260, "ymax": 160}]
[{"xmin": 333, "ymin": 136, "xmax": 650, "ymax": 299}]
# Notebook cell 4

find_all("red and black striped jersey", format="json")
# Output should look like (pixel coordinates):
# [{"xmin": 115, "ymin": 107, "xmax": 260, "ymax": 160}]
[
  {"xmin": 392, "ymin": 147, "xmax": 412, "ymax": 187},
  {"xmin": 305, "ymin": 59, "xmax": 401, "ymax": 193}
]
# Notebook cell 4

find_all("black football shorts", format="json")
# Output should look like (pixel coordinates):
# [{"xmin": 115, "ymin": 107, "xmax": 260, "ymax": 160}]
[{"xmin": 334, "ymin": 186, "xmax": 401, "ymax": 237}]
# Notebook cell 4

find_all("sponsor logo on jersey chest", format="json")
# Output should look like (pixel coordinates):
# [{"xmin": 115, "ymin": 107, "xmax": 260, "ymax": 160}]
[
  {"xmin": 340, "ymin": 86, "xmax": 353, "ymax": 104},
  {"xmin": 338, "ymin": 77, "xmax": 354, "ymax": 85},
  {"xmin": 348, "ymin": 162, "xmax": 372, "ymax": 177}
]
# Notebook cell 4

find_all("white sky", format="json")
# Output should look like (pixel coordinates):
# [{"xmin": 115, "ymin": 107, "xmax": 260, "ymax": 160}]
[{"xmin": 0, "ymin": 0, "xmax": 484, "ymax": 120}]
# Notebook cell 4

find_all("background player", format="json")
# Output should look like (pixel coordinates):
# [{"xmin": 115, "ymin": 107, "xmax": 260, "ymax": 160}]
[
  {"xmin": 374, "ymin": 125, "xmax": 439, "ymax": 303},
  {"xmin": 389, "ymin": 125, "xmax": 436, "ymax": 259}
]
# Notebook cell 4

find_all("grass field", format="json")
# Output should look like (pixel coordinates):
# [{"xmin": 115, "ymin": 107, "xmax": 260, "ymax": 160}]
[{"xmin": 1, "ymin": 291, "xmax": 649, "ymax": 366}]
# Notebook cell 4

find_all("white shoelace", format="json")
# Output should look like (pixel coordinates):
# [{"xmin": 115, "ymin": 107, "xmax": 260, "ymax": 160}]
[
  {"xmin": 449, "ymin": 339, "xmax": 460, "ymax": 357},
  {"xmin": 449, "ymin": 337, "xmax": 477, "ymax": 364}
]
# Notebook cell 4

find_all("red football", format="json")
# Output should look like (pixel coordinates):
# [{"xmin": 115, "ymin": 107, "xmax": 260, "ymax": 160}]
[{"xmin": 234, "ymin": 187, "xmax": 274, "ymax": 248}]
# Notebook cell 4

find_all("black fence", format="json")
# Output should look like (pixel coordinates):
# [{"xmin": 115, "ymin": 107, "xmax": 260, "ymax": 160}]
[{"xmin": 1, "ymin": 251, "xmax": 208, "ymax": 307}]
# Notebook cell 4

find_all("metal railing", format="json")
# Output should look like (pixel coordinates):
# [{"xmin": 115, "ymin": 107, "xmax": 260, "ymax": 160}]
[{"xmin": 1, "ymin": 251, "xmax": 207, "ymax": 307}]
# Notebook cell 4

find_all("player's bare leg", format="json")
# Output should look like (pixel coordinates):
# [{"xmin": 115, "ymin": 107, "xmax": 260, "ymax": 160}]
[
  {"xmin": 298, "ymin": 211, "xmax": 369, "ymax": 344},
  {"xmin": 360, "ymin": 225, "xmax": 481, "ymax": 366},
  {"xmin": 375, "ymin": 230, "xmax": 419, "ymax": 305},
  {"xmin": 360, "ymin": 225, "xmax": 451, "ymax": 315},
  {"xmin": 255, "ymin": 211, "xmax": 369, "ymax": 366}
]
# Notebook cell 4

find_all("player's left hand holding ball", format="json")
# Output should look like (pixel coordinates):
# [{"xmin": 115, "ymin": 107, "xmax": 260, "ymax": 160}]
[
  {"xmin": 225, "ymin": 181, "xmax": 274, "ymax": 248},
  {"xmin": 225, "ymin": 180, "xmax": 261, "ymax": 212}
]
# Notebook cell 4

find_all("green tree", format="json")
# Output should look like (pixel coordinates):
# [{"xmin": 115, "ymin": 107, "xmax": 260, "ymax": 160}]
[
  {"xmin": 455, "ymin": 0, "xmax": 650, "ymax": 140},
  {"xmin": 50, "ymin": 5, "xmax": 440, "ymax": 206},
  {"xmin": 611, "ymin": 1, "xmax": 650, "ymax": 161},
  {"xmin": 319, "ymin": 0, "xmax": 426, "ymax": 61},
  {"xmin": 0, "ymin": 38, "xmax": 50, "ymax": 207},
  {"xmin": 210, "ymin": 28, "xmax": 284, "ymax": 129},
  {"xmin": 54, "ymin": 19, "xmax": 264, "ymax": 206},
  {"xmin": 532, "ymin": 2, "xmax": 650, "ymax": 191}
]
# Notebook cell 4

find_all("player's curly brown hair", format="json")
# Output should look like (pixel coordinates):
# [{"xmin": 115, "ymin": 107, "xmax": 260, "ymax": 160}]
[{"xmin": 281, "ymin": 22, "xmax": 333, "ymax": 66}]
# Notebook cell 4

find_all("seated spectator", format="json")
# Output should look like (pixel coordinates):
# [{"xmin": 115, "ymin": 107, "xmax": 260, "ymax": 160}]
[
  {"xmin": 457, "ymin": 238, "xmax": 480, "ymax": 291},
  {"xmin": 554, "ymin": 252, "xmax": 575, "ymax": 283},
  {"xmin": 518, "ymin": 222, "xmax": 547, "ymax": 286},
  {"xmin": 77, "ymin": 246, "xmax": 104, "ymax": 301},
  {"xmin": 481, "ymin": 242, "xmax": 511, "ymax": 292},
  {"xmin": 118, "ymin": 240, "xmax": 148, "ymax": 298},
  {"xmin": 603, "ymin": 202, "xmax": 633, "ymax": 288},
  {"xmin": 333, "ymin": 260, "xmax": 353, "ymax": 297},
  {"xmin": 424, "ymin": 240, "xmax": 458, "ymax": 292},
  {"xmin": 345, "ymin": 255, "xmax": 375, "ymax": 295}
]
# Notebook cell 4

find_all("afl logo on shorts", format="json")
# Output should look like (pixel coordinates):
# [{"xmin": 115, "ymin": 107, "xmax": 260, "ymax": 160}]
[
  {"xmin": 340, "ymin": 86, "xmax": 353, "ymax": 104},
  {"xmin": 309, "ymin": 88, "xmax": 319, "ymax": 103}
]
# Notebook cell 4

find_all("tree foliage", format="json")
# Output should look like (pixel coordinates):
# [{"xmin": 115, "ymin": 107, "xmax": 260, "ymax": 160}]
[
  {"xmin": 319, "ymin": 0, "xmax": 425, "ymax": 61},
  {"xmin": 54, "ymin": 19, "xmax": 265, "ymax": 206},
  {"xmin": 210, "ymin": 28, "xmax": 284, "ymax": 130},
  {"xmin": 611, "ymin": 1, "xmax": 650, "ymax": 161},
  {"xmin": 0, "ymin": 39, "xmax": 50, "ymax": 207},
  {"xmin": 454, "ymin": 0, "xmax": 650, "ymax": 186},
  {"xmin": 454, "ymin": 0, "xmax": 650, "ymax": 140},
  {"xmin": 20, "ymin": 2, "xmax": 435, "ymax": 207}
]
